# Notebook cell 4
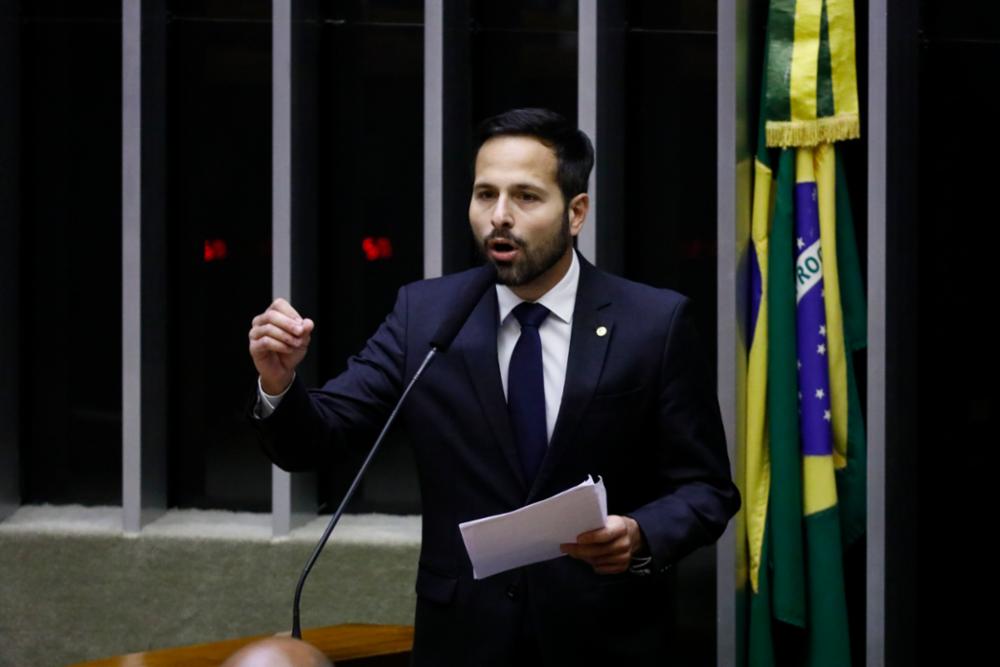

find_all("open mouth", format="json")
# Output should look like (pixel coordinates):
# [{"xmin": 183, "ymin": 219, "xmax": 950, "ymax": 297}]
[{"xmin": 487, "ymin": 238, "xmax": 520, "ymax": 263}]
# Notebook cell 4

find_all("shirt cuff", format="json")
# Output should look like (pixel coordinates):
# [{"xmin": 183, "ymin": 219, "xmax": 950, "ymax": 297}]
[
  {"xmin": 255, "ymin": 375, "xmax": 294, "ymax": 419},
  {"xmin": 628, "ymin": 554, "xmax": 655, "ymax": 576},
  {"xmin": 625, "ymin": 515, "xmax": 667, "ymax": 576}
]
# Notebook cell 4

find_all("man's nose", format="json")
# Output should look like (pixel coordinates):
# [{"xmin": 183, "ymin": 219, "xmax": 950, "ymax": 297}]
[{"xmin": 491, "ymin": 194, "xmax": 513, "ymax": 227}]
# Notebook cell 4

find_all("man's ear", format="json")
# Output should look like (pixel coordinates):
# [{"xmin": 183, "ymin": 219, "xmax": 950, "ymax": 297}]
[{"xmin": 567, "ymin": 193, "xmax": 589, "ymax": 237}]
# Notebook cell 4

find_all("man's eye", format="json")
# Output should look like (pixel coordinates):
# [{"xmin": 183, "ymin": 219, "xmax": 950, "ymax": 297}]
[
  {"xmin": 476, "ymin": 191, "xmax": 496, "ymax": 200},
  {"xmin": 519, "ymin": 192, "xmax": 539, "ymax": 202}
]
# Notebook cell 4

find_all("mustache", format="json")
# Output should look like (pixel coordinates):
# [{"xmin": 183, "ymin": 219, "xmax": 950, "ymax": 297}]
[{"xmin": 484, "ymin": 229, "xmax": 526, "ymax": 248}]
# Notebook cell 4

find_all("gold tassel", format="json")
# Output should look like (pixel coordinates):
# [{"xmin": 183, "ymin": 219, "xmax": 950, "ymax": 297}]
[{"xmin": 765, "ymin": 114, "xmax": 861, "ymax": 148}]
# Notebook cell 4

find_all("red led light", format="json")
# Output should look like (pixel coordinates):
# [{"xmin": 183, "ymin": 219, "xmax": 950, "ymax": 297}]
[
  {"xmin": 204, "ymin": 239, "xmax": 228, "ymax": 262},
  {"xmin": 681, "ymin": 239, "xmax": 715, "ymax": 260},
  {"xmin": 362, "ymin": 236, "xmax": 393, "ymax": 261}
]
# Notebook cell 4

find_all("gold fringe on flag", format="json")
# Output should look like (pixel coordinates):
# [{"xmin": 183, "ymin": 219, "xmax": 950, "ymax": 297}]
[{"xmin": 766, "ymin": 113, "xmax": 860, "ymax": 149}]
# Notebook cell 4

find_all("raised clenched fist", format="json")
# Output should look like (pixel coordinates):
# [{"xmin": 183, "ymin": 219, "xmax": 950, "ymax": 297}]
[{"xmin": 248, "ymin": 298, "xmax": 314, "ymax": 395}]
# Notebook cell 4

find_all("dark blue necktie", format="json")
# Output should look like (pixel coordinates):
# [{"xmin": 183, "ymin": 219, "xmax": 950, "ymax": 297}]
[{"xmin": 508, "ymin": 302, "xmax": 550, "ymax": 485}]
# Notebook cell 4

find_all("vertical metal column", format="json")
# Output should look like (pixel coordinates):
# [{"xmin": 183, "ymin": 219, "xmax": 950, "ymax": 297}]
[
  {"xmin": 577, "ymin": 0, "xmax": 597, "ymax": 263},
  {"xmin": 272, "ymin": 0, "xmax": 297, "ymax": 537},
  {"xmin": 717, "ymin": 0, "xmax": 750, "ymax": 664},
  {"xmin": 123, "ymin": 0, "xmax": 168, "ymax": 534},
  {"xmin": 0, "ymin": 0, "xmax": 20, "ymax": 521},
  {"xmin": 868, "ymin": 1, "xmax": 919, "ymax": 665},
  {"xmin": 424, "ymin": 0, "xmax": 444, "ymax": 279},
  {"xmin": 577, "ymin": 0, "xmax": 625, "ymax": 273},
  {"xmin": 867, "ymin": 5, "xmax": 887, "ymax": 664},
  {"xmin": 121, "ymin": 0, "xmax": 141, "ymax": 535},
  {"xmin": 272, "ymin": 0, "xmax": 318, "ymax": 537}
]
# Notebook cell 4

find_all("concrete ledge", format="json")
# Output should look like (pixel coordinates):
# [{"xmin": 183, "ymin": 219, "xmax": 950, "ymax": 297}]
[
  {"xmin": 0, "ymin": 504, "xmax": 422, "ymax": 544},
  {"xmin": 0, "ymin": 506, "xmax": 420, "ymax": 667}
]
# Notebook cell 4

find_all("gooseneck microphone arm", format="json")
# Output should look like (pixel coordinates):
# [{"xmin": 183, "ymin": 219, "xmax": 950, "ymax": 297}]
[
  {"xmin": 290, "ymin": 264, "xmax": 496, "ymax": 639},
  {"xmin": 290, "ymin": 346, "xmax": 437, "ymax": 639}
]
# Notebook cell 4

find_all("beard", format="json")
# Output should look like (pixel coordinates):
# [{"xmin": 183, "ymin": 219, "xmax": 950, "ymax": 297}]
[{"xmin": 479, "ymin": 209, "xmax": 572, "ymax": 287}]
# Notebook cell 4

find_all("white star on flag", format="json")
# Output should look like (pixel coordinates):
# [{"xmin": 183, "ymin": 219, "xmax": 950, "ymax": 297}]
[
  {"xmin": 797, "ymin": 359, "xmax": 802, "ymax": 370},
  {"xmin": 819, "ymin": 325, "xmax": 826, "ymax": 336},
  {"xmin": 797, "ymin": 237, "xmax": 805, "ymax": 249},
  {"xmin": 815, "ymin": 388, "xmax": 825, "ymax": 399},
  {"xmin": 824, "ymin": 410, "xmax": 832, "ymax": 421},
  {"xmin": 817, "ymin": 343, "xmax": 826, "ymax": 355}
]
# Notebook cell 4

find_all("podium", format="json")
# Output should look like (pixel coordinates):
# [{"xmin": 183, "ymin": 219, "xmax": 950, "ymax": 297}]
[{"xmin": 69, "ymin": 624, "xmax": 413, "ymax": 666}]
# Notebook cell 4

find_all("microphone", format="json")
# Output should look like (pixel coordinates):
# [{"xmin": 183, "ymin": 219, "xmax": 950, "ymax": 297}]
[{"xmin": 290, "ymin": 262, "xmax": 497, "ymax": 638}]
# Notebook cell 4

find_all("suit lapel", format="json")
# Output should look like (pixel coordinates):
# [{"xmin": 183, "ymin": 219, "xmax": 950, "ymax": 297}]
[
  {"xmin": 459, "ymin": 287, "xmax": 529, "ymax": 494},
  {"xmin": 528, "ymin": 256, "xmax": 613, "ymax": 503}
]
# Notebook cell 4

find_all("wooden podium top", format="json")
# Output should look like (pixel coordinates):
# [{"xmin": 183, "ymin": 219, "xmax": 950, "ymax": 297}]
[{"xmin": 70, "ymin": 624, "xmax": 414, "ymax": 667}]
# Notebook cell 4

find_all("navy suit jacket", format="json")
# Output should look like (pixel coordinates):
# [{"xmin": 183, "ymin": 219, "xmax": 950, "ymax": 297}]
[{"xmin": 253, "ymin": 253, "xmax": 740, "ymax": 665}]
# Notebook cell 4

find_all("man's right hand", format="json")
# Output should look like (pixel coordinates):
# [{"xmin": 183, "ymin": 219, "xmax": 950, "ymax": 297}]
[{"xmin": 249, "ymin": 298, "xmax": 315, "ymax": 395}]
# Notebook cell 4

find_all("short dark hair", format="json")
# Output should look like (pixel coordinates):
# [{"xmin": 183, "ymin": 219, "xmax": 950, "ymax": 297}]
[{"xmin": 475, "ymin": 108, "xmax": 595, "ymax": 205}]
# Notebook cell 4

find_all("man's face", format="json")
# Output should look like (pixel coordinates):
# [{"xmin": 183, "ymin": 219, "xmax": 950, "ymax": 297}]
[{"xmin": 469, "ymin": 136, "xmax": 581, "ymax": 293}]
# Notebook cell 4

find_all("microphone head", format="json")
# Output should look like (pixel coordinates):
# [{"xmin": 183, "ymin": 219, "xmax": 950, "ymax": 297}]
[{"xmin": 429, "ymin": 263, "xmax": 497, "ymax": 352}]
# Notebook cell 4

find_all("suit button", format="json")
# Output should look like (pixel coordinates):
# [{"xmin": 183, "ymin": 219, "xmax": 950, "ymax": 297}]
[{"xmin": 506, "ymin": 584, "xmax": 519, "ymax": 600}]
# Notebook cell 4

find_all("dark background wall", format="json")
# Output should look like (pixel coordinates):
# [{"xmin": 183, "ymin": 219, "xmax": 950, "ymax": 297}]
[
  {"xmin": 17, "ymin": 1, "xmax": 122, "ymax": 506},
  {"xmin": 6, "ymin": 0, "xmax": 729, "ymax": 520},
  {"xmin": 916, "ymin": 0, "xmax": 998, "ymax": 659}
]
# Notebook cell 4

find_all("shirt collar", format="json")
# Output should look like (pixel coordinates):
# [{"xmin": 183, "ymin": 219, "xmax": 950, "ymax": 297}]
[{"xmin": 496, "ymin": 250, "xmax": 579, "ymax": 326}]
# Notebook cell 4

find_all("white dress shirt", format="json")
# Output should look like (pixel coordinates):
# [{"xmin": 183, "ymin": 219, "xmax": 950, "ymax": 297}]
[
  {"xmin": 495, "ymin": 250, "xmax": 578, "ymax": 442},
  {"xmin": 258, "ymin": 251, "xmax": 581, "ymax": 443}
]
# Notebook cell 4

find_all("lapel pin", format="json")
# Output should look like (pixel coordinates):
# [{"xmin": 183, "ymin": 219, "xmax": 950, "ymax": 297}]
[{"xmin": 596, "ymin": 326, "xmax": 608, "ymax": 337}]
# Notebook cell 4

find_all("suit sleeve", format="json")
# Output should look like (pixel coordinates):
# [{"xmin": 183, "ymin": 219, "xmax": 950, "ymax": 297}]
[
  {"xmin": 628, "ymin": 297, "xmax": 741, "ymax": 571},
  {"xmin": 249, "ymin": 286, "xmax": 409, "ymax": 472}
]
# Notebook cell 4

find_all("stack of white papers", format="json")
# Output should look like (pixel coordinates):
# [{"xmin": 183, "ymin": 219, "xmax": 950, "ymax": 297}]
[{"xmin": 458, "ymin": 476, "xmax": 608, "ymax": 579}]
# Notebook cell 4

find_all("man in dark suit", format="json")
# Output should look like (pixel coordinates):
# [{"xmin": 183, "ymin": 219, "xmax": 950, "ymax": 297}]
[{"xmin": 248, "ymin": 108, "xmax": 739, "ymax": 665}]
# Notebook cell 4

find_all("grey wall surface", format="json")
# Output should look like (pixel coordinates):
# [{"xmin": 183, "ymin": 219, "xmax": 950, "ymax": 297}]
[{"xmin": 0, "ymin": 531, "xmax": 418, "ymax": 667}]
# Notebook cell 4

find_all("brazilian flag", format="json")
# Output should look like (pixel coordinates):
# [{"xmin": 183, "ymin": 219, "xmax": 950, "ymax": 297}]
[{"xmin": 744, "ymin": 1, "xmax": 866, "ymax": 665}]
